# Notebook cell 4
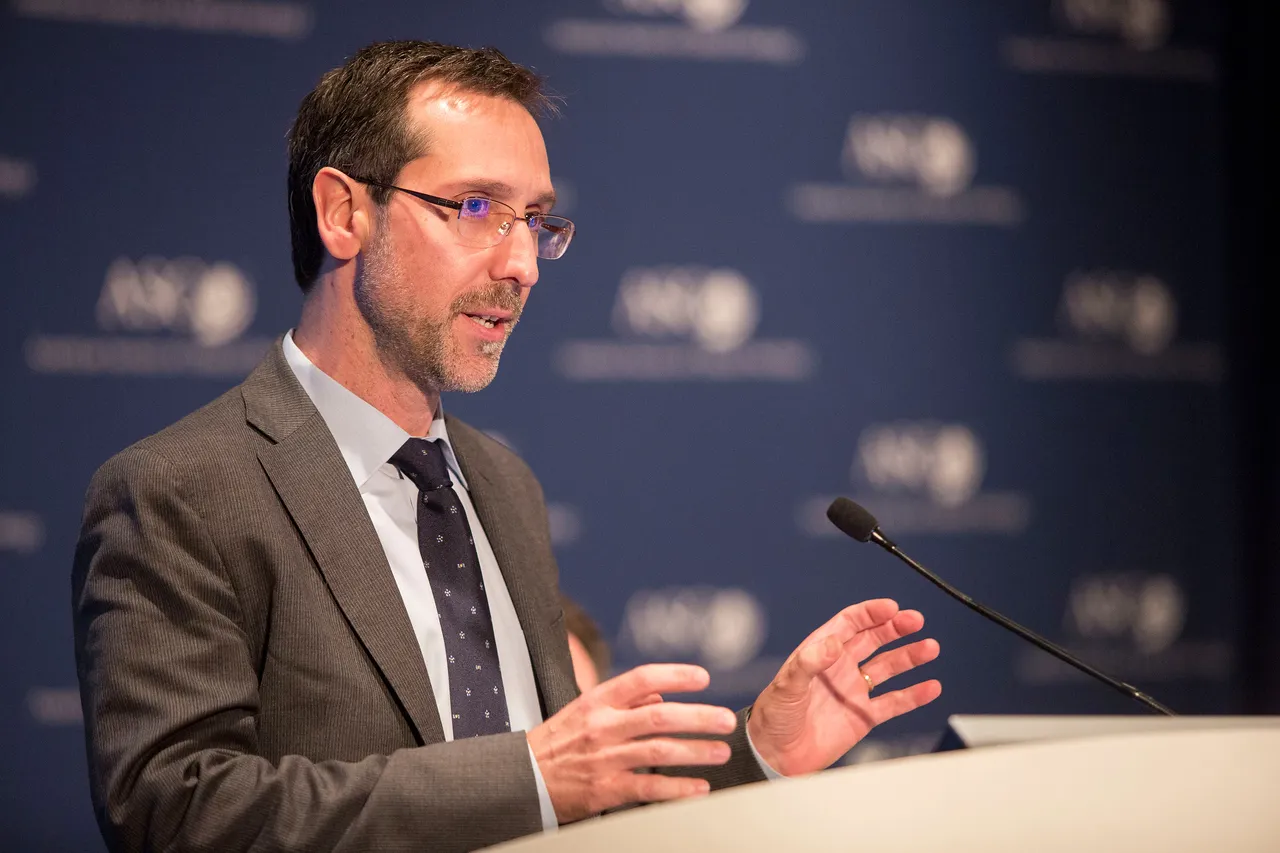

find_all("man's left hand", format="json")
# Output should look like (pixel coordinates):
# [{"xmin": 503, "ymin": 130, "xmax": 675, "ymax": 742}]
[{"xmin": 746, "ymin": 599, "xmax": 941, "ymax": 777}]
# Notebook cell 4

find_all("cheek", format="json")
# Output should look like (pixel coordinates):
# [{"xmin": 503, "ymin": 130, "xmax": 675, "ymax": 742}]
[
  {"xmin": 387, "ymin": 224, "xmax": 498, "ymax": 315},
  {"xmin": 395, "ymin": 245, "xmax": 465, "ymax": 313}
]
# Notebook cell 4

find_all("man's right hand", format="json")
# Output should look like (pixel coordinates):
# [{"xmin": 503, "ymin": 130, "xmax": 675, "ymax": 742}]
[{"xmin": 526, "ymin": 663, "xmax": 738, "ymax": 823}]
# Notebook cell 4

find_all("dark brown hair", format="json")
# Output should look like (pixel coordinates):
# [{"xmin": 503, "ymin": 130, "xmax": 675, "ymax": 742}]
[{"xmin": 286, "ymin": 40, "xmax": 555, "ymax": 291}]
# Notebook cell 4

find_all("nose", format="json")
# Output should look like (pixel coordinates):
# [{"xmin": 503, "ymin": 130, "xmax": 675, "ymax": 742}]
[{"xmin": 493, "ymin": 218, "xmax": 540, "ymax": 288}]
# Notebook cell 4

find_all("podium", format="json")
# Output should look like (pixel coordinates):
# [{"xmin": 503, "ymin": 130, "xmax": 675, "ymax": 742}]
[
  {"xmin": 935, "ymin": 712, "xmax": 1280, "ymax": 749},
  {"xmin": 487, "ymin": 721, "xmax": 1280, "ymax": 852}
]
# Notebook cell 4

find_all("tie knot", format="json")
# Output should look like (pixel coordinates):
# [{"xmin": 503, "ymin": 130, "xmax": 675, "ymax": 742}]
[{"xmin": 390, "ymin": 438, "xmax": 453, "ymax": 491}]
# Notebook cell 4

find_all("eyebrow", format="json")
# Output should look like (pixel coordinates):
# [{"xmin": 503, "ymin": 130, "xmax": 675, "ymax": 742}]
[{"xmin": 445, "ymin": 178, "xmax": 557, "ymax": 211}]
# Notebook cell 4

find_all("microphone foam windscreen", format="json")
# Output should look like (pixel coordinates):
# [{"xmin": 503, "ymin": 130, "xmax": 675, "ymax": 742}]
[{"xmin": 826, "ymin": 497, "xmax": 879, "ymax": 542}]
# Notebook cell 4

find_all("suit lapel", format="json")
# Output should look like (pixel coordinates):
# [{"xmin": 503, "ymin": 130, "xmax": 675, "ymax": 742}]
[
  {"xmin": 448, "ymin": 420, "xmax": 578, "ymax": 719},
  {"xmin": 244, "ymin": 343, "xmax": 444, "ymax": 744}
]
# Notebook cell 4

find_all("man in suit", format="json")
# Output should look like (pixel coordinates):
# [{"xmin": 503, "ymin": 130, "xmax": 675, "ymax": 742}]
[{"xmin": 73, "ymin": 40, "xmax": 942, "ymax": 852}]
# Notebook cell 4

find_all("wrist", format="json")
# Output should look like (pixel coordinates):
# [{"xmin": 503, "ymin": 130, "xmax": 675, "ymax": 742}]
[{"xmin": 745, "ymin": 704, "xmax": 786, "ymax": 776}]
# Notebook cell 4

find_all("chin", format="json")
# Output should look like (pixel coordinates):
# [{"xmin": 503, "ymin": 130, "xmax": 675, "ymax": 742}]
[{"xmin": 441, "ymin": 356, "xmax": 502, "ymax": 393}]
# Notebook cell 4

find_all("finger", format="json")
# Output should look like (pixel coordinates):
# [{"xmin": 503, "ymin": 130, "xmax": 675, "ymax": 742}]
[
  {"xmin": 629, "ymin": 692, "xmax": 665, "ymax": 708},
  {"xmin": 799, "ymin": 599, "xmax": 901, "ymax": 651},
  {"xmin": 836, "ymin": 609, "xmax": 927, "ymax": 665},
  {"xmin": 595, "ymin": 664, "xmax": 710, "ymax": 708},
  {"xmin": 857, "ymin": 609, "xmax": 926, "ymax": 652},
  {"xmin": 611, "ymin": 701, "xmax": 738, "ymax": 741},
  {"xmin": 867, "ymin": 679, "xmax": 943, "ymax": 726},
  {"xmin": 771, "ymin": 633, "xmax": 843, "ymax": 697},
  {"xmin": 855, "ymin": 604, "xmax": 926, "ymax": 650},
  {"xmin": 617, "ymin": 772, "xmax": 712, "ymax": 807},
  {"xmin": 605, "ymin": 736, "xmax": 733, "ymax": 772},
  {"xmin": 860, "ymin": 638, "xmax": 940, "ymax": 690}
]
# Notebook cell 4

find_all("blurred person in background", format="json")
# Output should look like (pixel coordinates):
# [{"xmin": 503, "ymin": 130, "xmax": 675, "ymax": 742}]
[
  {"xmin": 561, "ymin": 594, "xmax": 610, "ymax": 691},
  {"xmin": 72, "ymin": 39, "xmax": 941, "ymax": 853}
]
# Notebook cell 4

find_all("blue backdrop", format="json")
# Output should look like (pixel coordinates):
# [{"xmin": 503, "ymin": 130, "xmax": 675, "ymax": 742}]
[{"xmin": 0, "ymin": 1, "xmax": 1240, "ymax": 848}]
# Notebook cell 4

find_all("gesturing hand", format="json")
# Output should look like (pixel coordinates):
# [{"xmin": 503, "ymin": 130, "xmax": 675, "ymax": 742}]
[
  {"xmin": 527, "ymin": 663, "xmax": 738, "ymax": 823},
  {"xmin": 747, "ymin": 599, "xmax": 941, "ymax": 777}
]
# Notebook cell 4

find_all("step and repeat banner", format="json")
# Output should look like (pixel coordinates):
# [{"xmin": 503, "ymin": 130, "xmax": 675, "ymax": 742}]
[{"xmin": 0, "ymin": 1, "xmax": 1237, "ymax": 847}]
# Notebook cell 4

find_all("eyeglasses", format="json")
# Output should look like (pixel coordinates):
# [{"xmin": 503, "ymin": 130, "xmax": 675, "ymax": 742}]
[{"xmin": 351, "ymin": 176, "xmax": 575, "ymax": 260}]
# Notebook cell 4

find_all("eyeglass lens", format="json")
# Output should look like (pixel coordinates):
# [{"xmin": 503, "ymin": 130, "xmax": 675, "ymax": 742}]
[{"xmin": 455, "ymin": 197, "xmax": 574, "ymax": 259}]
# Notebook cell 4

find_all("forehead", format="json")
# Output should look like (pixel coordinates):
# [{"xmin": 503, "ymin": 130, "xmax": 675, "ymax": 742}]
[{"xmin": 399, "ymin": 82, "xmax": 551, "ymax": 200}]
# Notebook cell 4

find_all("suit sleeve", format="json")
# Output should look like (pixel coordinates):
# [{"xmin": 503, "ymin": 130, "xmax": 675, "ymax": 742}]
[
  {"xmin": 72, "ymin": 446, "xmax": 544, "ymax": 853},
  {"xmin": 651, "ymin": 708, "xmax": 768, "ymax": 790}
]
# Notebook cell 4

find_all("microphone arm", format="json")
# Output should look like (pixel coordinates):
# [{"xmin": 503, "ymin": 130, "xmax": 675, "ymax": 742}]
[{"xmin": 866, "ymin": 527, "xmax": 1177, "ymax": 716}]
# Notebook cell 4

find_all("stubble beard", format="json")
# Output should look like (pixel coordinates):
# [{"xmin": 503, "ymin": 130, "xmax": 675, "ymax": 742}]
[{"xmin": 355, "ymin": 226, "xmax": 523, "ymax": 395}]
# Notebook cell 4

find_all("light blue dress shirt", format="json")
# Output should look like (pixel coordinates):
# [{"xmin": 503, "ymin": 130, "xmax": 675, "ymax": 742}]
[
  {"xmin": 283, "ymin": 331, "xmax": 783, "ymax": 830},
  {"xmin": 282, "ymin": 332, "xmax": 560, "ymax": 832}
]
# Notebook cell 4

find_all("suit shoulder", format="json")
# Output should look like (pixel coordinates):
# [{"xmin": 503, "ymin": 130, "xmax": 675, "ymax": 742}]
[
  {"xmin": 446, "ymin": 416, "xmax": 540, "ymax": 485},
  {"xmin": 89, "ymin": 384, "xmax": 252, "ymax": 491}
]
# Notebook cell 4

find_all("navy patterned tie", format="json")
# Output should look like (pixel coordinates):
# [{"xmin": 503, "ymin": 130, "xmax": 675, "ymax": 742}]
[{"xmin": 390, "ymin": 438, "xmax": 510, "ymax": 738}]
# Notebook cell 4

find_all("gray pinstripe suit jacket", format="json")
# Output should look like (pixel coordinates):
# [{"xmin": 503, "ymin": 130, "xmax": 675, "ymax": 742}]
[{"xmin": 72, "ymin": 340, "xmax": 764, "ymax": 853}]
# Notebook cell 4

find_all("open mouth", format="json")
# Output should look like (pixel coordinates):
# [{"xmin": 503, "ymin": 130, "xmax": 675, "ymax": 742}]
[
  {"xmin": 460, "ymin": 309, "xmax": 519, "ymax": 338},
  {"xmin": 464, "ymin": 313, "xmax": 505, "ymax": 330}
]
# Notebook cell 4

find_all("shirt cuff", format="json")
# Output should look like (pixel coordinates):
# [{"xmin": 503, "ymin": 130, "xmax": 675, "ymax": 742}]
[
  {"xmin": 745, "ymin": 719, "xmax": 786, "ymax": 780},
  {"xmin": 528, "ymin": 742, "xmax": 559, "ymax": 832}
]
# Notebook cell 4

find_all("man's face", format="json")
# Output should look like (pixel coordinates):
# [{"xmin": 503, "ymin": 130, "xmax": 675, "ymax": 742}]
[{"xmin": 355, "ymin": 83, "xmax": 554, "ymax": 394}]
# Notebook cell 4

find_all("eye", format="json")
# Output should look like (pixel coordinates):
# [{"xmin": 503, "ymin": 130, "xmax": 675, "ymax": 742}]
[
  {"xmin": 460, "ymin": 197, "xmax": 490, "ymax": 219},
  {"xmin": 526, "ymin": 214, "xmax": 543, "ymax": 230}
]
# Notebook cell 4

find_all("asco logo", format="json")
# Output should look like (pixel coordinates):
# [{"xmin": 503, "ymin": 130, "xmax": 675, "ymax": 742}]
[
  {"xmin": 843, "ymin": 115, "xmax": 976, "ymax": 198},
  {"xmin": 612, "ymin": 266, "xmax": 759, "ymax": 353},
  {"xmin": 25, "ymin": 255, "xmax": 271, "ymax": 377},
  {"xmin": 796, "ymin": 421, "xmax": 1031, "ymax": 537},
  {"xmin": 97, "ymin": 256, "xmax": 256, "ymax": 347},
  {"xmin": 1010, "ymin": 269, "xmax": 1222, "ymax": 383},
  {"xmin": 554, "ymin": 265, "xmax": 816, "ymax": 382},
  {"xmin": 604, "ymin": 0, "xmax": 749, "ymax": 31},
  {"xmin": 855, "ymin": 421, "xmax": 985, "ymax": 508}
]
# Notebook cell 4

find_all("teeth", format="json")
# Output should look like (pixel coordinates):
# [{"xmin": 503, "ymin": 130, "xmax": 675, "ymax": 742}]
[{"xmin": 469, "ymin": 315, "xmax": 498, "ymax": 329}]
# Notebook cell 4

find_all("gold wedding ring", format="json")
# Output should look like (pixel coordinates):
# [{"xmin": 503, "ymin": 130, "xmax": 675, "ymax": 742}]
[{"xmin": 861, "ymin": 668, "xmax": 875, "ymax": 692}]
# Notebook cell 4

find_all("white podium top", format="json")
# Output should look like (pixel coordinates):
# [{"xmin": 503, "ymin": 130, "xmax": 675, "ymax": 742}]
[
  {"xmin": 488, "ymin": 727, "xmax": 1280, "ymax": 853},
  {"xmin": 943, "ymin": 713, "xmax": 1280, "ymax": 748}
]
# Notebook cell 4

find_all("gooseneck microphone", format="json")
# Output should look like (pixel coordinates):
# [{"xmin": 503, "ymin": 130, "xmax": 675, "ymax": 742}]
[{"xmin": 826, "ymin": 497, "xmax": 1176, "ymax": 716}]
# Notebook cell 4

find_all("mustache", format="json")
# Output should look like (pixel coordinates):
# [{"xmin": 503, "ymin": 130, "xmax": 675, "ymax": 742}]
[{"xmin": 451, "ymin": 284, "xmax": 524, "ymax": 324}]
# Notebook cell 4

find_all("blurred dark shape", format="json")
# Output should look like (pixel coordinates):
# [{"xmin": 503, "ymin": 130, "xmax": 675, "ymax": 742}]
[{"xmin": 561, "ymin": 594, "xmax": 611, "ymax": 692}]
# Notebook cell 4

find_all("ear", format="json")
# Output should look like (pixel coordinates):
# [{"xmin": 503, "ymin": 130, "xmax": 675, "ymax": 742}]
[{"xmin": 312, "ymin": 167, "xmax": 371, "ymax": 263}]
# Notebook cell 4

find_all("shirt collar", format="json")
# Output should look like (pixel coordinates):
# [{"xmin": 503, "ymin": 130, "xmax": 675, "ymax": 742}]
[{"xmin": 281, "ymin": 330, "xmax": 469, "ymax": 491}]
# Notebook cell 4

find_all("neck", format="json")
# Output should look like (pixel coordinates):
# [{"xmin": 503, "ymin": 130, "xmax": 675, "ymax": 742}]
[{"xmin": 293, "ymin": 273, "xmax": 440, "ymax": 436}]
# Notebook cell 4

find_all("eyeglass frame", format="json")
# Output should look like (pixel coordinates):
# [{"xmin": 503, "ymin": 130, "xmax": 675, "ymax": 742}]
[{"xmin": 347, "ymin": 174, "xmax": 575, "ymax": 259}]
